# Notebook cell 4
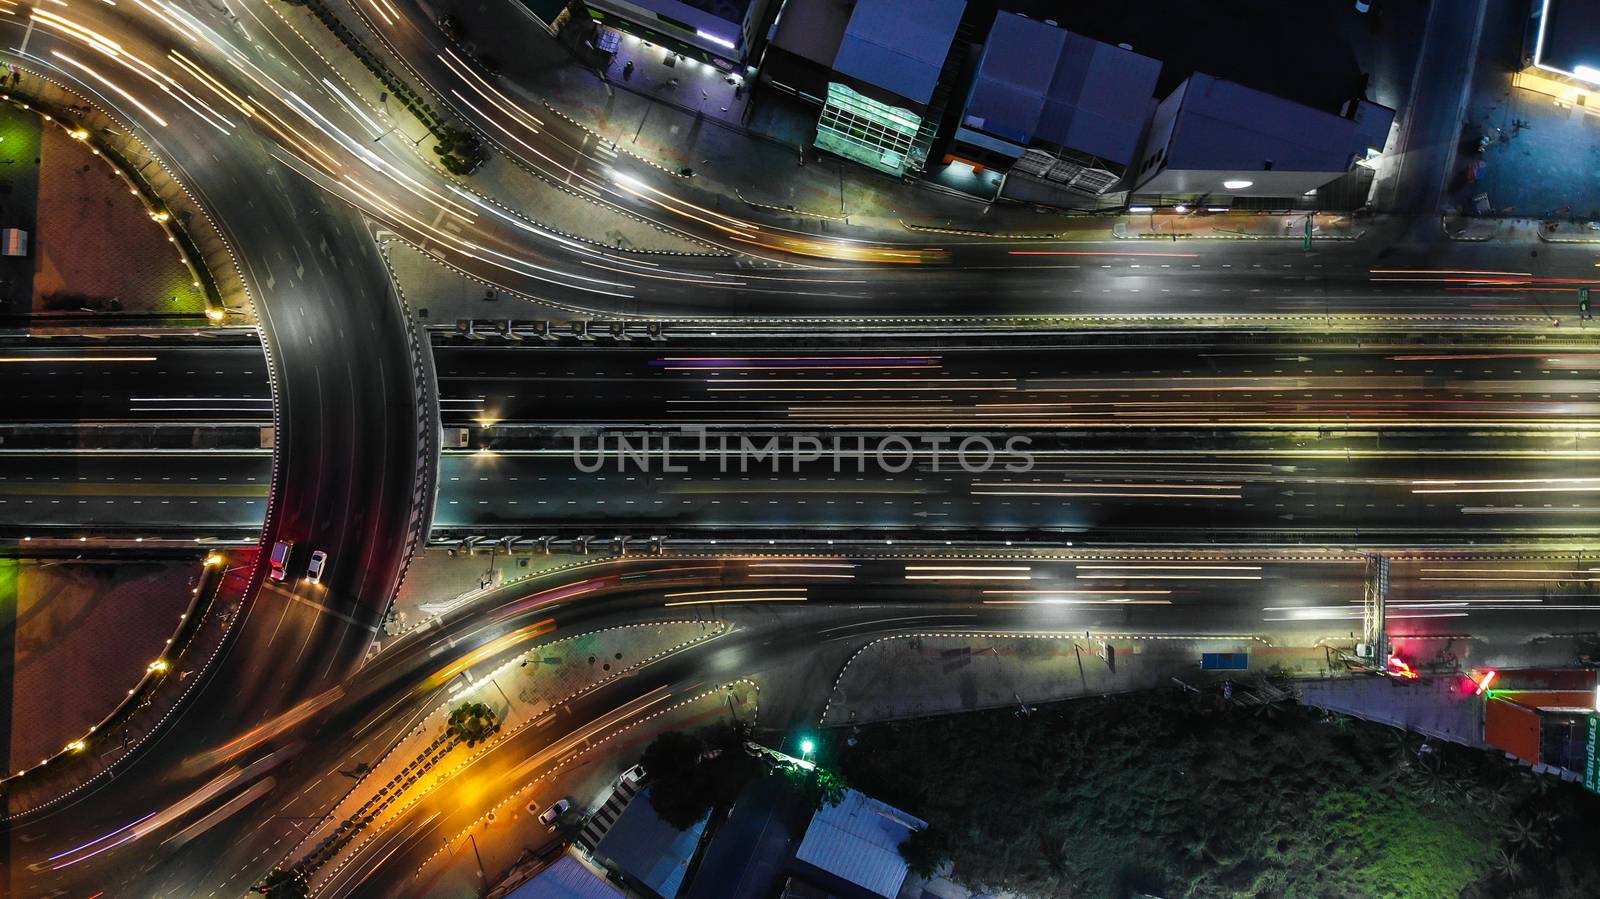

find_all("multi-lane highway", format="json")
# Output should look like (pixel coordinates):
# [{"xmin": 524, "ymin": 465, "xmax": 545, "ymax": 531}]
[
  {"xmin": 0, "ymin": 338, "xmax": 271, "ymax": 424},
  {"xmin": 425, "ymin": 337, "xmax": 1600, "ymax": 543}
]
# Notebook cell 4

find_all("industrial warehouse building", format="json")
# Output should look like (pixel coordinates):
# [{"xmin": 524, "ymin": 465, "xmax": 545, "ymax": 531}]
[
  {"xmin": 763, "ymin": 0, "xmax": 969, "ymax": 177},
  {"xmin": 1129, "ymin": 72, "xmax": 1393, "ymax": 206},
  {"xmin": 947, "ymin": 12, "xmax": 1161, "ymax": 205}
]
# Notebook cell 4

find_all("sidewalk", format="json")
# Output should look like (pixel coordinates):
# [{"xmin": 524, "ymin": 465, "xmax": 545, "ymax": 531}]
[
  {"xmin": 817, "ymin": 632, "xmax": 1324, "ymax": 727},
  {"xmin": 383, "ymin": 545, "xmax": 593, "ymax": 639}
]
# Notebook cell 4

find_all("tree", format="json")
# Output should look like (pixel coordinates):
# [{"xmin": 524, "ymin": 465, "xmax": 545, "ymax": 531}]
[
  {"xmin": 433, "ymin": 127, "xmax": 485, "ymax": 175},
  {"xmin": 253, "ymin": 867, "xmax": 308, "ymax": 898},
  {"xmin": 898, "ymin": 825, "xmax": 950, "ymax": 877},
  {"xmin": 640, "ymin": 729, "xmax": 713, "ymax": 830},
  {"xmin": 445, "ymin": 701, "xmax": 499, "ymax": 747},
  {"xmin": 784, "ymin": 764, "xmax": 848, "ymax": 812},
  {"xmin": 1501, "ymin": 818, "xmax": 1547, "ymax": 854},
  {"xmin": 640, "ymin": 723, "xmax": 762, "ymax": 831},
  {"xmin": 1490, "ymin": 847, "xmax": 1523, "ymax": 883}
]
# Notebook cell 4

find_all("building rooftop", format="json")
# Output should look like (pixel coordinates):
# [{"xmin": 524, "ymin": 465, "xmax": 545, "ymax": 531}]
[
  {"xmin": 963, "ymin": 13, "xmax": 1160, "ymax": 166},
  {"xmin": 794, "ymin": 789, "xmax": 927, "ymax": 899},
  {"xmin": 769, "ymin": 0, "xmax": 853, "ymax": 69},
  {"xmin": 832, "ymin": 0, "xmax": 967, "ymax": 105},
  {"xmin": 505, "ymin": 853, "xmax": 623, "ymax": 899},
  {"xmin": 593, "ymin": 787, "xmax": 708, "ymax": 899},
  {"xmin": 1164, "ymin": 73, "xmax": 1391, "ymax": 174},
  {"xmin": 1535, "ymin": 0, "xmax": 1600, "ymax": 79}
]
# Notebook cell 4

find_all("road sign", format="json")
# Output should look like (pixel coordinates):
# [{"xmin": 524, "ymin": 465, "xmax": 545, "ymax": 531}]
[
  {"xmin": 1303, "ymin": 216, "xmax": 1312, "ymax": 251},
  {"xmin": 1585, "ymin": 715, "xmax": 1599, "ymax": 795},
  {"xmin": 1581, "ymin": 287, "xmax": 1592, "ymax": 320}
]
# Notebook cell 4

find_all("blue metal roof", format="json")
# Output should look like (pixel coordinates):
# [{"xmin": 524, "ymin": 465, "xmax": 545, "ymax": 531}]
[
  {"xmin": 507, "ymin": 854, "xmax": 623, "ymax": 899},
  {"xmin": 962, "ymin": 14, "xmax": 1160, "ymax": 166},
  {"xmin": 594, "ymin": 787, "xmax": 707, "ymax": 899},
  {"xmin": 1165, "ymin": 73, "xmax": 1385, "ymax": 173},
  {"xmin": 833, "ymin": 0, "xmax": 966, "ymax": 106},
  {"xmin": 795, "ymin": 790, "xmax": 927, "ymax": 899}
]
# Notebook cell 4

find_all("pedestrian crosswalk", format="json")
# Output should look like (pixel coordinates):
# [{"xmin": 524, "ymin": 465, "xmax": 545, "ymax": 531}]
[{"xmin": 576, "ymin": 777, "xmax": 641, "ymax": 853}]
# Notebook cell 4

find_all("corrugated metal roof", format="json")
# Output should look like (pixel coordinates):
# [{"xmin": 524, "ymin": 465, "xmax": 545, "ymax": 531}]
[
  {"xmin": 962, "ymin": 14, "xmax": 1159, "ymax": 166},
  {"xmin": 594, "ymin": 787, "xmax": 707, "ymax": 899},
  {"xmin": 833, "ymin": 0, "xmax": 966, "ymax": 105},
  {"xmin": 507, "ymin": 854, "xmax": 624, "ymax": 899},
  {"xmin": 1166, "ymin": 73, "xmax": 1378, "ymax": 174},
  {"xmin": 794, "ymin": 790, "xmax": 927, "ymax": 899}
]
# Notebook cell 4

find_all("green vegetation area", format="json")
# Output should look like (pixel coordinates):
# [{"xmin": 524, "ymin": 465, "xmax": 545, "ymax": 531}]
[
  {"xmin": 0, "ymin": 103, "xmax": 42, "ymax": 166},
  {"xmin": 830, "ymin": 684, "xmax": 1600, "ymax": 899}
]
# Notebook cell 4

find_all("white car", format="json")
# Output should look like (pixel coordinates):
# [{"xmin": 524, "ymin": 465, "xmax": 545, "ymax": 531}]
[
  {"xmin": 621, "ymin": 764, "xmax": 646, "ymax": 785},
  {"xmin": 306, "ymin": 550, "xmax": 328, "ymax": 584},
  {"xmin": 534, "ymin": 798, "xmax": 570, "ymax": 827}
]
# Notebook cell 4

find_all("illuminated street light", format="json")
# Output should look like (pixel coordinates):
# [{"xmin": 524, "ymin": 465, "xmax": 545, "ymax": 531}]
[{"xmin": 147, "ymin": 659, "xmax": 170, "ymax": 674}]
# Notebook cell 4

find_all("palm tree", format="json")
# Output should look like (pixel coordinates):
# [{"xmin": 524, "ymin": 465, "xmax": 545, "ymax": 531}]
[
  {"xmin": 1490, "ymin": 847, "xmax": 1522, "ymax": 882},
  {"xmin": 445, "ymin": 701, "xmax": 500, "ymax": 747},
  {"xmin": 1502, "ymin": 818, "xmax": 1547, "ymax": 854}
]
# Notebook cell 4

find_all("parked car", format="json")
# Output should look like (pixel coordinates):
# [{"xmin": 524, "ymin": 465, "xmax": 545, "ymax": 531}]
[
  {"xmin": 621, "ymin": 764, "xmax": 646, "ymax": 785},
  {"xmin": 534, "ymin": 798, "xmax": 571, "ymax": 827},
  {"xmin": 306, "ymin": 550, "xmax": 328, "ymax": 584},
  {"xmin": 268, "ymin": 541, "xmax": 294, "ymax": 581}
]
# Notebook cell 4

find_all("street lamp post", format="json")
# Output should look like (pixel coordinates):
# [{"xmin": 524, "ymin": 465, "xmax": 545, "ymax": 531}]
[{"xmin": 468, "ymin": 833, "xmax": 487, "ymax": 893}]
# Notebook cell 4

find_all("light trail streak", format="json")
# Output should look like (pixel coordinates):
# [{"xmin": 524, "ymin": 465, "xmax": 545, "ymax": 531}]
[
  {"xmin": 420, "ymin": 617, "xmax": 557, "ymax": 690},
  {"xmin": 663, "ymin": 596, "xmax": 809, "ymax": 606},
  {"xmin": 50, "ymin": 50, "xmax": 169, "ymax": 126},
  {"xmin": 983, "ymin": 599, "xmax": 1172, "ymax": 605},
  {"xmin": 322, "ymin": 77, "xmax": 384, "ymax": 136},
  {"xmin": 972, "ymin": 490, "xmax": 1243, "ymax": 499},
  {"xmin": 0, "ymin": 355, "xmax": 156, "ymax": 363},
  {"xmin": 903, "ymin": 565, "xmax": 1032, "ymax": 572},
  {"xmin": 1077, "ymin": 574, "xmax": 1262, "ymax": 581},
  {"xmin": 662, "ymin": 587, "xmax": 806, "ymax": 598},
  {"xmin": 1008, "ymin": 250, "xmax": 1201, "ymax": 258},
  {"xmin": 982, "ymin": 589, "xmax": 1173, "ymax": 595}
]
